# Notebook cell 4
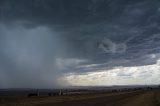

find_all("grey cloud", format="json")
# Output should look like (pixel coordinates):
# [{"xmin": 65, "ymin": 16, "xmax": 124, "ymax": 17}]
[{"xmin": 0, "ymin": 0, "xmax": 160, "ymax": 88}]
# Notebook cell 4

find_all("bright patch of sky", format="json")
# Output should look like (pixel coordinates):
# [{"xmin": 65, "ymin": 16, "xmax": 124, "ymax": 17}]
[{"xmin": 64, "ymin": 60, "xmax": 160, "ymax": 86}]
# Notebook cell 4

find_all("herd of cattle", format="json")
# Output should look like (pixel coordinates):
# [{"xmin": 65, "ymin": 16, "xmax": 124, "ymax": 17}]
[{"xmin": 27, "ymin": 90, "xmax": 63, "ymax": 97}]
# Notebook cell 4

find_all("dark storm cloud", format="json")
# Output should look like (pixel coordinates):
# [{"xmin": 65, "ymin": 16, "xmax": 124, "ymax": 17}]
[{"xmin": 0, "ymin": 0, "xmax": 160, "ymax": 88}]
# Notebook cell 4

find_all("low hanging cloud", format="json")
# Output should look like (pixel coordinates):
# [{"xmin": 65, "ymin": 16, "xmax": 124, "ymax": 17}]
[{"xmin": 56, "ymin": 58, "xmax": 86, "ymax": 72}]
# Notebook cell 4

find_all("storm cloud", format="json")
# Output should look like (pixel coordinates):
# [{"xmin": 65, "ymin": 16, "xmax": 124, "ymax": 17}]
[{"xmin": 0, "ymin": 0, "xmax": 160, "ymax": 88}]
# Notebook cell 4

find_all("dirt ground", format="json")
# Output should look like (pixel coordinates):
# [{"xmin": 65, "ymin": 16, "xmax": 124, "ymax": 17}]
[{"xmin": 0, "ymin": 90, "xmax": 160, "ymax": 106}]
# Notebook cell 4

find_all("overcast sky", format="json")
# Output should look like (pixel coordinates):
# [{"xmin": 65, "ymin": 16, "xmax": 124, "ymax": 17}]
[{"xmin": 0, "ymin": 0, "xmax": 160, "ymax": 88}]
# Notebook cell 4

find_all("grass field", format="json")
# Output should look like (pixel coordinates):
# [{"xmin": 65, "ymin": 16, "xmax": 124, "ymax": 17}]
[{"xmin": 0, "ymin": 90, "xmax": 160, "ymax": 106}]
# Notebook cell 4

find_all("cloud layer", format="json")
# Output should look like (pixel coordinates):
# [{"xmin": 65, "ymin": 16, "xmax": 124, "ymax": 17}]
[
  {"xmin": 0, "ymin": 0, "xmax": 160, "ymax": 87},
  {"xmin": 65, "ymin": 60, "xmax": 160, "ymax": 86}
]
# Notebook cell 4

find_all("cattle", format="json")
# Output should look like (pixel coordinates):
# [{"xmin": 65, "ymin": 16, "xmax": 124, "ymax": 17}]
[
  {"xmin": 48, "ymin": 93, "xmax": 52, "ymax": 96},
  {"xmin": 27, "ymin": 93, "xmax": 39, "ymax": 97}
]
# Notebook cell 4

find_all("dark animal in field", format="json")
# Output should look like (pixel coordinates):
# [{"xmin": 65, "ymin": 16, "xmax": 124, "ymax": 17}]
[
  {"xmin": 48, "ymin": 91, "xmax": 63, "ymax": 96},
  {"xmin": 27, "ymin": 93, "xmax": 39, "ymax": 97},
  {"xmin": 147, "ymin": 87, "xmax": 153, "ymax": 90},
  {"xmin": 48, "ymin": 93, "xmax": 52, "ymax": 96},
  {"xmin": 112, "ymin": 89, "xmax": 118, "ymax": 92},
  {"xmin": 48, "ymin": 92, "xmax": 58, "ymax": 96}
]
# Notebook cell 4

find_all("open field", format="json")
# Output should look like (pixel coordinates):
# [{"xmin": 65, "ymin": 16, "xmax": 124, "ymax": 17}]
[{"xmin": 0, "ymin": 89, "xmax": 160, "ymax": 106}]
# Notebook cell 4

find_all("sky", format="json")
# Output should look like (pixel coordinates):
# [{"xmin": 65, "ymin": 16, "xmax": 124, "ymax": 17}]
[{"xmin": 0, "ymin": 0, "xmax": 160, "ymax": 88}]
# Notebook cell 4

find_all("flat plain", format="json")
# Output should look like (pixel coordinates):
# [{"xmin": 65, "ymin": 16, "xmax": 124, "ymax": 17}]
[{"xmin": 0, "ymin": 89, "xmax": 160, "ymax": 106}]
